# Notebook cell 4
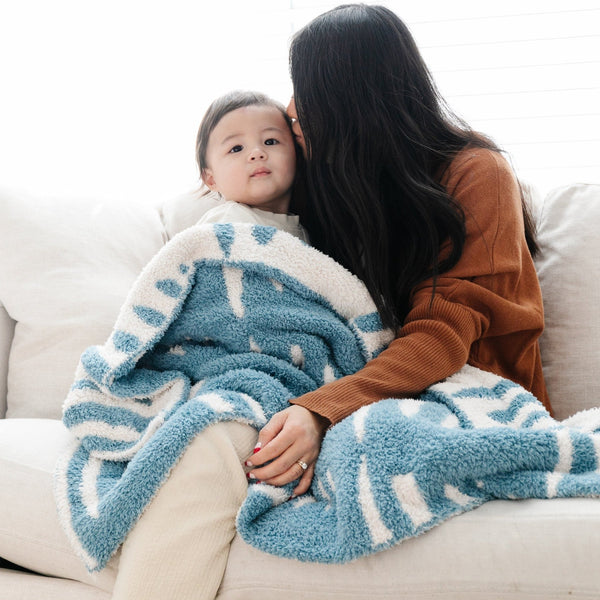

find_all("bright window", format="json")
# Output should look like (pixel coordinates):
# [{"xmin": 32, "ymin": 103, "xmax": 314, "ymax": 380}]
[{"xmin": 0, "ymin": 1, "xmax": 598, "ymax": 203}]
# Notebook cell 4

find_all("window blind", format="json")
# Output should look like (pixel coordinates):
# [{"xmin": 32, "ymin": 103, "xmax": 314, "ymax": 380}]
[
  {"xmin": 290, "ymin": 0, "xmax": 600, "ymax": 195},
  {"xmin": 0, "ymin": 0, "xmax": 597, "ymax": 202}
]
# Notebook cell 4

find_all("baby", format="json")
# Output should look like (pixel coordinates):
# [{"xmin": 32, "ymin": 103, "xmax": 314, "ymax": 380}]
[{"xmin": 195, "ymin": 90, "xmax": 308, "ymax": 243}]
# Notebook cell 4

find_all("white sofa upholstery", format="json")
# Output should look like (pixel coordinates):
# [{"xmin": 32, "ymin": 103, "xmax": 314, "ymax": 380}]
[{"xmin": 1, "ymin": 182, "xmax": 599, "ymax": 599}]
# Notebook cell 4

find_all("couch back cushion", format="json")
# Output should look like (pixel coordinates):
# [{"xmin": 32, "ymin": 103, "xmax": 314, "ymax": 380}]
[
  {"xmin": 0, "ymin": 304, "xmax": 14, "ymax": 418},
  {"xmin": 535, "ymin": 183, "xmax": 600, "ymax": 420},
  {"xmin": 0, "ymin": 188, "xmax": 168, "ymax": 418},
  {"xmin": 1, "ymin": 182, "xmax": 597, "ymax": 421},
  {"xmin": 159, "ymin": 186, "xmax": 223, "ymax": 239}
]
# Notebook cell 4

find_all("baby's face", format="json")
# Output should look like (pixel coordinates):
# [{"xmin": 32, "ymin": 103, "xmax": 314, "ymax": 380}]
[{"xmin": 202, "ymin": 105, "xmax": 296, "ymax": 214}]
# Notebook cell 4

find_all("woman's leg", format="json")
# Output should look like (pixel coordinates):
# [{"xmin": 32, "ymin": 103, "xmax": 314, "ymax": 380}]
[{"xmin": 111, "ymin": 421, "xmax": 257, "ymax": 600}]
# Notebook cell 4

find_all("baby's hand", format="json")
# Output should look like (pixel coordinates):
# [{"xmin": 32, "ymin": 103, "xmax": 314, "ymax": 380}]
[{"xmin": 244, "ymin": 405, "xmax": 329, "ymax": 497}]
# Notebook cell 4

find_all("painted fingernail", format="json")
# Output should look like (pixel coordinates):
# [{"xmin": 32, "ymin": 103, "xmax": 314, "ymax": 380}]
[
  {"xmin": 248, "ymin": 473, "xmax": 256, "ymax": 479},
  {"xmin": 245, "ymin": 460, "xmax": 253, "ymax": 467},
  {"xmin": 253, "ymin": 442, "xmax": 261, "ymax": 454}
]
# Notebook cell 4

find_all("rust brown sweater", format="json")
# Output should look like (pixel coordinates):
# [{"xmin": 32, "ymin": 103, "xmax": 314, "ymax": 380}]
[{"xmin": 291, "ymin": 147, "xmax": 550, "ymax": 424}]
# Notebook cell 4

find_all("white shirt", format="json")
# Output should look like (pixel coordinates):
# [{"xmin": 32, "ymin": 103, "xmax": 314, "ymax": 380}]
[{"xmin": 197, "ymin": 201, "xmax": 309, "ymax": 244}]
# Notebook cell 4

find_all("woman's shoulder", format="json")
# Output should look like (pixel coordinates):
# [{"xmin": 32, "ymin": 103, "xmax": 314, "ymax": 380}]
[
  {"xmin": 441, "ymin": 146, "xmax": 525, "ymax": 269},
  {"xmin": 445, "ymin": 146, "xmax": 515, "ymax": 189},
  {"xmin": 442, "ymin": 146, "xmax": 521, "ymax": 214}
]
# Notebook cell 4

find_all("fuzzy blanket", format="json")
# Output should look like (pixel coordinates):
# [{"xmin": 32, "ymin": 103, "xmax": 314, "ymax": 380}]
[
  {"xmin": 54, "ymin": 223, "xmax": 393, "ymax": 571},
  {"xmin": 237, "ymin": 366, "xmax": 600, "ymax": 561},
  {"xmin": 54, "ymin": 223, "xmax": 600, "ymax": 572}
]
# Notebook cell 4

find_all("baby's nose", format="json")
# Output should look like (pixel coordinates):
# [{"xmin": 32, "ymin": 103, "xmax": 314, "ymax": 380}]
[{"xmin": 249, "ymin": 147, "xmax": 266, "ymax": 160}]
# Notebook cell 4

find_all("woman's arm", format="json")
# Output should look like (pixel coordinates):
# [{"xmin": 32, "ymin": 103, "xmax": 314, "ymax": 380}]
[
  {"xmin": 248, "ymin": 148, "xmax": 546, "ymax": 491},
  {"xmin": 289, "ymin": 148, "xmax": 525, "ymax": 423}
]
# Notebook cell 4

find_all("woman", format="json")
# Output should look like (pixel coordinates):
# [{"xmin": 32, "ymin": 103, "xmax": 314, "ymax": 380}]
[
  {"xmin": 113, "ymin": 4, "xmax": 549, "ymax": 598},
  {"xmin": 247, "ymin": 3, "xmax": 549, "ymax": 494}
]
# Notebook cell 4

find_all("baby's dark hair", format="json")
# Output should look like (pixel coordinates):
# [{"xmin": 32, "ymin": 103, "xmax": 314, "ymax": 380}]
[{"xmin": 195, "ymin": 90, "xmax": 292, "ymax": 175}]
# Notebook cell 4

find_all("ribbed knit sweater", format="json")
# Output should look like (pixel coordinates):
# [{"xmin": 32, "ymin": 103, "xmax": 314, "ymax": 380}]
[{"xmin": 291, "ymin": 147, "xmax": 550, "ymax": 423}]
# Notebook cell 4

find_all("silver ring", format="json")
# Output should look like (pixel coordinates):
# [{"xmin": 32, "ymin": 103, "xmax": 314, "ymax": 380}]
[{"xmin": 296, "ymin": 460, "xmax": 308, "ymax": 471}]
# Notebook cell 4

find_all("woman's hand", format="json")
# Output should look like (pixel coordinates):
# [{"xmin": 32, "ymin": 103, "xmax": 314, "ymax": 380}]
[{"xmin": 245, "ymin": 405, "xmax": 329, "ymax": 497}]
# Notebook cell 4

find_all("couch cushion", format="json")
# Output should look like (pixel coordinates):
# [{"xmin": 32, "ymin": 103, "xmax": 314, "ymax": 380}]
[
  {"xmin": 0, "ymin": 568, "xmax": 110, "ymax": 600},
  {"xmin": 535, "ymin": 184, "xmax": 600, "ymax": 420},
  {"xmin": 3, "ymin": 419, "xmax": 600, "ymax": 599},
  {"xmin": 159, "ymin": 185, "xmax": 223, "ymax": 239},
  {"xmin": 0, "ymin": 418, "xmax": 117, "ymax": 591},
  {"xmin": 0, "ymin": 187, "xmax": 167, "ymax": 418},
  {"xmin": 220, "ymin": 498, "xmax": 600, "ymax": 599},
  {"xmin": 0, "ymin": 303, "xmax": 14, "ymax": 418}
]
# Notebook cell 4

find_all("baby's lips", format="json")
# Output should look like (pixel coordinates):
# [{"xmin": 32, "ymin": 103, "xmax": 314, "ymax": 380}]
[{"xmin": 250, "ymin": 168, "xmax": 271, "ymax": 177}]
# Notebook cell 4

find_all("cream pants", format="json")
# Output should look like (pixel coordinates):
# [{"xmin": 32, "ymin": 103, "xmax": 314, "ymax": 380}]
[{"xmin": 111, "ymin": 421, "xmax": 257, "ymax": 600}]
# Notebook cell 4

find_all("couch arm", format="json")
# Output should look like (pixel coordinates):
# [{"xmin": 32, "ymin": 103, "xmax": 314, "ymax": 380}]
[{"xmin": 0, "ymin": 303, "xmax": 15, "ymax": 419}]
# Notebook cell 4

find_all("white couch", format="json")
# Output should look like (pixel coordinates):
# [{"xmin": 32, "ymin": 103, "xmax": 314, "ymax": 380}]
[{"xmin": 1, "ymin": 181, "xmax": 599, "ymax": 599}]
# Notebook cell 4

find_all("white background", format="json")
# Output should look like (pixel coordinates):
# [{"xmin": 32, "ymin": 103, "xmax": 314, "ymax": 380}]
[{"xmin": 0, "ymin": 0, "xmax": 598, "ymax": 204}]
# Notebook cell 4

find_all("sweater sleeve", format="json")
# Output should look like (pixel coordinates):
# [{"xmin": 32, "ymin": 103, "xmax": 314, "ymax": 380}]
[{"xmin": 291, "ymin": 148, "xmax": 537, "ymax": 424}]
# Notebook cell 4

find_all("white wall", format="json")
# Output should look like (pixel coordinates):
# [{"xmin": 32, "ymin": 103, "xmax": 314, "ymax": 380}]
[{"xmin": 0, "ymin": 0, "xmax": 598, "ymax": 204}]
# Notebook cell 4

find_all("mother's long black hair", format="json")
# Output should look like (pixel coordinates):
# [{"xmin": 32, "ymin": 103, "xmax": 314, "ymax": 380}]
[{"xmin": 290, "ymin": 4, "xmax": 537, "ymax": 330}]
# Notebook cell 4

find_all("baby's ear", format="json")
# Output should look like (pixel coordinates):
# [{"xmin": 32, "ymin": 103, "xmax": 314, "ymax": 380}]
[{"xmin": 201, "ymin": 168, "xmax": 217, "ymax": 191}]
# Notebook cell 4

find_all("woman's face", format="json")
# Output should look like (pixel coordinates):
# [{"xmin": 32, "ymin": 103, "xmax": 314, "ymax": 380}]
[{"xmin": 286, "ymin": 98, "xmax": 306, "ymax": 156}]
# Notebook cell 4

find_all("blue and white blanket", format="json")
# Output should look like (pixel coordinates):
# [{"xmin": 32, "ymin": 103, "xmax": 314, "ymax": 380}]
[
  {"xmin": 238, "ymin": 367, "xmax": 600, "ymax": 561},
  {"xmin": 54, "ymin": 223, "xmax": 600, "ymax": 572}
]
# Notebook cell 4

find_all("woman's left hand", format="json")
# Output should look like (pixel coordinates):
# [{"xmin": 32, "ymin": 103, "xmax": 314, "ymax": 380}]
[{"xmin": 245, "ymin": 405, "xmax": 329, "ymax": 497}]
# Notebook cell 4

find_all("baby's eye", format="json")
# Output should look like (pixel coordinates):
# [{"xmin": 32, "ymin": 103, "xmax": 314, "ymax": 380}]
[
  {"xmin": 229, "ymin": 145, "xmax": 243, "ymax": 153},
  {"xmin": 264, "ymin": 138, "xmax": 279, "ymax": 146}
]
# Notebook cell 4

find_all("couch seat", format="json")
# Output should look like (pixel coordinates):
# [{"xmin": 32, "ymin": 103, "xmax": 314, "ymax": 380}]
[{"xmin": 1, "ymin": 418, "xmax": 599, "ymax": 599}]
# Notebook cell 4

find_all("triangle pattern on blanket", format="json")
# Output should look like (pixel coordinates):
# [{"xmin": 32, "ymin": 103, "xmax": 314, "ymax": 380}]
[
  {"xmin": 55, "ymin": 224, "xmax": 392, "ymax": 571},
  {"xmin": 55, "ymin": 223, "xmax": 600, "ymax": 572}
]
